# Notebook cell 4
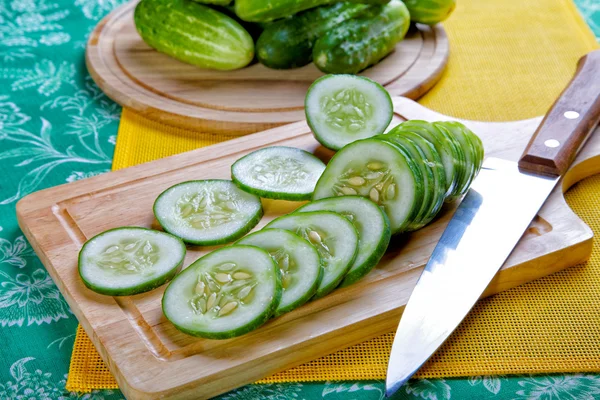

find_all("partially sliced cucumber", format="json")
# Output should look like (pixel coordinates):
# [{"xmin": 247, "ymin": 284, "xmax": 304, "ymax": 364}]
[
  {"xmin": 231, "ymin": 146, "xmax": 326, "ymax": 201},
  {"xmin": 296, "ymin": 196, "xmax": 390, "ymax": 286},
  {"xmin": 162, "ymin": 245, "xmax": 281, "ymax": 339},
  {"xmin": 237, "ymin": 228, "xmax": 322, "ymax": 316},
  {"xmin": 79, "ymin": 227, "xmax": 186, "ymax": 296},
  {"xmin": 313, "ymin": 139, "xmax": 423, "ymax": 234},
  {"xmin": 385, "ymin": 130, "xmax": 446, "ymax": 226},
  {"xmin": 305, "ymin": 74, "xmax": 393, "ymax": 151},
  {"xmin": 265, "ymin": 211, "xmax": 358, "ymax": 298},
  {"xmin": 375, "ymin": 134, "xmax": 434, "ymax": 231},
  {"xmin": 153, "ymin": 180, "xmax": 263, "ymax": 246}
]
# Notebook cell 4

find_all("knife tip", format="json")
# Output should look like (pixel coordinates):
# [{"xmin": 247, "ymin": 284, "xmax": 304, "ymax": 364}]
[{"xmin": 385, "ymin": 376, "xmax": 410, "ymax": 398}]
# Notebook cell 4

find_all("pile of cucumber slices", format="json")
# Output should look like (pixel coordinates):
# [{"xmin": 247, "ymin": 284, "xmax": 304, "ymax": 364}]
[{"xmin": 78, "ymin": 75, "xmax": 483, "ymax": 340}]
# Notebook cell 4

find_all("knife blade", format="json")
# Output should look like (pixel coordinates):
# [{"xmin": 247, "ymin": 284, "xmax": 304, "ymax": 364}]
[{"xmin": 386, "ymin": 50, "xmax": 600, "ymax": 397}]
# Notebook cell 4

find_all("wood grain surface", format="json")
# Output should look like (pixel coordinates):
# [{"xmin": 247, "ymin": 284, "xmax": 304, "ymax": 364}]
[
  {"xmin": 86, "ymin": 0, "xmax": 449, "ymax": 135},
  {"xmin": 17, "ymin": 97, "xmax": 600, "ymax": 400}
]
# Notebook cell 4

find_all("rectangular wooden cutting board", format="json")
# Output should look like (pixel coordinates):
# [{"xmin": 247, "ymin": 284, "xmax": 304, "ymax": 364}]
[{"xmin": 17, "ymin": 97, "xmax": 600, "ymax": 400}]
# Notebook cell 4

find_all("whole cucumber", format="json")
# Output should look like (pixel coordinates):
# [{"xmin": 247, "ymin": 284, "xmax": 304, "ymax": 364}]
[
  {"xmin": 312, "ymin": 0, "xmax": 410, "ymax": 74},
  {"xmin": 256, "ymin": 3, "xmax": 371, "ymax": 69},
  {"xmin": 403, "ymin": 0, "xmax": 456, "ymax": 25},
  {"xmin": 235, "ymin": 0, "xmax": 388, "ymax": 23},
  {"xmin": 134, "ymin": 0, "xmax": 254, "ymax": 70}
]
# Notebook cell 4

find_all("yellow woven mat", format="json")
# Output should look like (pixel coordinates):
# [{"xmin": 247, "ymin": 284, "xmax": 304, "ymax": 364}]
[{"xmin": 67, "ymin": 0, "xmax": 600, "ymax": 392}]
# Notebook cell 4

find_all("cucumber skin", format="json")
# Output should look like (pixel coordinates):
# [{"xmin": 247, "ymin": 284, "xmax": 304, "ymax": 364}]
[
  {"xmin": 78, "ymin": 227, "xmax": 186, "ymax": 296},
  {"xmin": 163, "ymin": 245, "xmax": 282, "ymax": 340},
  {"xmin": 153, "ymin": 180, "xmax": 263, "ymax": 246},
  {"xmin": 312, "ymin": 0, "xmax": 410, "ymax": 74},
  {"xmin": 256, "ymin": 3, "xmax": 371, "ymax": 69},
  {"xmin": 403, "ymin": 0, "xmax": 456, "ymax": 25},
  {"xmin": 192, "ymin": 0, "xmax": 232, "ymax": 6},
  {"xmin": 235, "ymin": 0, "xmax": 387, "ymax": 22},
  {"xmin": 134, "ymin": 0, "xmax": 254, "ymax": 70},
  {"xmin": 296, "ymin": 196, "xmax": 391, "ymax": 287}
]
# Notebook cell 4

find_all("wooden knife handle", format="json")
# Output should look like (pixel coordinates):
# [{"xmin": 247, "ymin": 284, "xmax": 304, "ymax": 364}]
[{"xmin": 518, "ymin": 50, "xmax": 600, "ymax": 176}]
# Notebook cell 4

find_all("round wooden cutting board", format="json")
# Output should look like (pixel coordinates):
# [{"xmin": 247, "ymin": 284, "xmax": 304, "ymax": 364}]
[{"xmin": 86, "ymin": 0, "xmax": 450, "ymax": 135}]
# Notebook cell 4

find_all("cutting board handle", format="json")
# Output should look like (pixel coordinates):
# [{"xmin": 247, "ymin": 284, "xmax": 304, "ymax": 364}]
[{"xmin": 519, "ymin": 50, "xmax": 600, "ymax": 176}]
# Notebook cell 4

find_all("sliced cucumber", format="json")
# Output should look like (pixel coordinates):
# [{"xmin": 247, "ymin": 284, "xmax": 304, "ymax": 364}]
[
  {"xmin": 305, "ymin": 74, "xmax": 393, "ymax": 151},
  {"xmin": 313, "ymin": 139, "xmax": 423, "ymax": 234},
  {"xmin": 391, "ymin": 121, "xmax": 466, "ymax": 200},
  {"xmin": 231, "ymin": 146, "xmax": 326, "ymax": 201},
  {"xmin": 162, "ymin": 245, "xmax": 281, "ymax": 339},
  {"xmin": 153, "ymin": 180, "xmax": 263, "ymax": 246},
  {"xmin": 237, "ymin": 228, "xmax": 322, "ymax": 316},
  {"xmin": 375, "ymin": 134, "xmax": 434, "ymax": 231},
  {"xmin": 79, "ymin": 227, "xmax": 186, "ymax": 296},
  {"xmin": 265, "ymin": 211, "xmax": 358, "ymax": 297},
  {"xmin": 296, "ymin": 196, "xmax": 390, "ymax": 286},
  {"xmin": 384, "ymin": 130, "xmax": 446, "ymax": 226}
]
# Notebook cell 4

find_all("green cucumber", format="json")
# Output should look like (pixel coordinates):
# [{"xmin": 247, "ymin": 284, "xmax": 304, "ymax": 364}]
[
  {"xmin": 153, "ymin": 180, "xmax": 263, "ymax": 245},
  {"xmin": 79, "ymin": 227, "xmax": 186, "ymax": 296},
  {"xmin": 312, "ymin": 0, "xmax": 410, "ymax": 74},
  {"xmin": 313, "ymin": 139, "xmax": 424, "ymax": 234},
  {"xmin": 231, "ymin": 146, "xmax": 326, "ymax": 201},
  {"xmin": 192, "ymin": 0, "xmax": 232, "ymax": 7},
  {"xmin": 305, "ymin": 74, "xmax": 393, "ymax": 151},
  {"xmin": 374, "ymin": 134, "xmax": 435, "ymax": 231},
  {"xmin": 402, "ymin": 0, "xmax": 456, "ymax": 25},
  {"xmin": 265, "ymin": 211, "xmax": 358, "ymax": 297},
  {"xmin": 385, "ymin": 129, "xmax": 446, "ymax": 226},
  {"xmin": 163, "ymin": 245, "xmax": 281, "ymax": 339},
  {"xmin": 296, "ymin": 196, "xmax": 390, "ymax": 286},
  {"xmin": 237, "ymin": 229, "xmax": 322, "ymax": 315},
  {"xmin": 134, "ymin": 0, "xmax": 254, "ymax": 70},
  {"xmin": 256, "ymin": 3, "xmax": 371, "ymax": 69},
  {"xmin": 235, "ymin": 0, "xmax": 387, "ymax": 22}
]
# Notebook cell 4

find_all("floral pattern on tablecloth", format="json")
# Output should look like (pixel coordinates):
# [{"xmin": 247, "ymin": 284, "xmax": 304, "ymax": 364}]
[{"xmin": 0, "ymin": 0, "xmax": 598, "ymax": 398}]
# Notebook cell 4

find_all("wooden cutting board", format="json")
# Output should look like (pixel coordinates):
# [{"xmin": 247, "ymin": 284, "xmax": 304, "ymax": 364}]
[
  {"xmin": 17, "ymin": 97, "xmax": 599, "ymax": 400},
  {"xmin": 86, "ymin": 0, "xmax": 449, "ymax": 135}
]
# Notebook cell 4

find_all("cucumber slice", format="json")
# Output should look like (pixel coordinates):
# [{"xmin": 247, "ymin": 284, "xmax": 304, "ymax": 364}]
[
  {"xmin": 385, "ymin": 130, "xmax": 446, "ymax": 226},
  {"xmin": 434, "ymin": 121, "xmax": 477, "ymax": 200},
  {"xmin": 162, "ymin": 245, "xmax": 281, "ymax": 339},
  {"xmin": 265, "ymin": 211, "xmax": 358, "ymax": 298},
  {"xmin": 231, "ymin": 146, "xmax": 326, "ymax": 201},
  {"xmin": 305, "ymin": 74, "xmax": 393, "ymax": 151},
  {"xmin": 313, "ymin": 139, "xmax": 423, "ymax": 234},
  {"xmin": 296, "ymin": 196, "xmax": 390, "ymax": 286},
  {"xmin": 78, "ymin": 227, "xmax": 186, "ymax": 296},
  {"xmin": 391, "ymin": 121, "xmax": 466, "ymax": 199},
  {"xmin": 153, "ymin": 180, "xmax": 263, "ymax": 245},
  {"xmin": 375, "ymin": 134, "xmax": 434, "ymax": 231},
  {"xmin": 237, "ymin": 228, "xmax": 322, "ymax": 316}
]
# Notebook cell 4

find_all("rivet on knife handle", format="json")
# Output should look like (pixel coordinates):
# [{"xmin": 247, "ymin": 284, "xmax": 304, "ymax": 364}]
[{"xmin": 519, "ymin": 50, "xmax": 600, "ymax": 177}]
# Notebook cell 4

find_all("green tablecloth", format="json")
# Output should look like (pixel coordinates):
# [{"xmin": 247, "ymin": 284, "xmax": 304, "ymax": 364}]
[{"xmin": 0, "ymin": 1, "xmax": 599, "ymax": 399}]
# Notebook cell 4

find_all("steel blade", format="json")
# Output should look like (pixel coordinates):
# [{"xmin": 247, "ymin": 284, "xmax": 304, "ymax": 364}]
[{"xmin": 386, "ymin": 157, "xmax": 559, "ymax": 396}]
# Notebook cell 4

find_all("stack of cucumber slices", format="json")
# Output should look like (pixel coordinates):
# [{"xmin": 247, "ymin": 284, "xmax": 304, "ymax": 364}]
[{"xmin": 78, "ymin": 75, "xmax": 484, "ymax": 340}]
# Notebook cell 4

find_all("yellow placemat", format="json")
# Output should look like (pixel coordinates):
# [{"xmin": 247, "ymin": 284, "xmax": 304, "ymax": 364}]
[{"xmin": 67, "ymin": 0, "xmax": 600, "ymax": 392}]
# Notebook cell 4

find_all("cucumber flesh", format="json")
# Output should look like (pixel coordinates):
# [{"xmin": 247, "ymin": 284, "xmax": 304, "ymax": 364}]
[
  {"xmin": 79, "ymin": 227, "xmax": 186, "ymax": 296},
  {"xmin": 296, "ymin": 196, "xmax": 390, "ymax": 286},
  {"xmin": 313, "ymin": 139, "xmax": 423, "ymax": 234},
  {"xmin": 162, "ymin": 245, "xmax": 281, "ymax": 339},
  {"xmin": 265, "ymin": 211, "xmax": 358, "ymax": 297},
  {"xmin": 434, "ymin": 122, "xmax": 476, "ymax": 200},
  {"xmin": 305, "ymin": 74, "xmax": 393, "ymax": 151},
  {"xmin": 237, "ymin": 229, "xmax": 322, "ymax": 315},
  {"xmin": 153, "ymin": 180, "xmax": 263, "ymax": 246},
  {"xmin": 231, "ymin": 146, "xmax": 326, "ymax": 201}
]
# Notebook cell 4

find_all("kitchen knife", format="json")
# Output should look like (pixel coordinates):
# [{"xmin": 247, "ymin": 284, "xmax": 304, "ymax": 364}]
[{"xmin": 386, "ymin": 50, "xmax": 600, "ymax": 397}]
